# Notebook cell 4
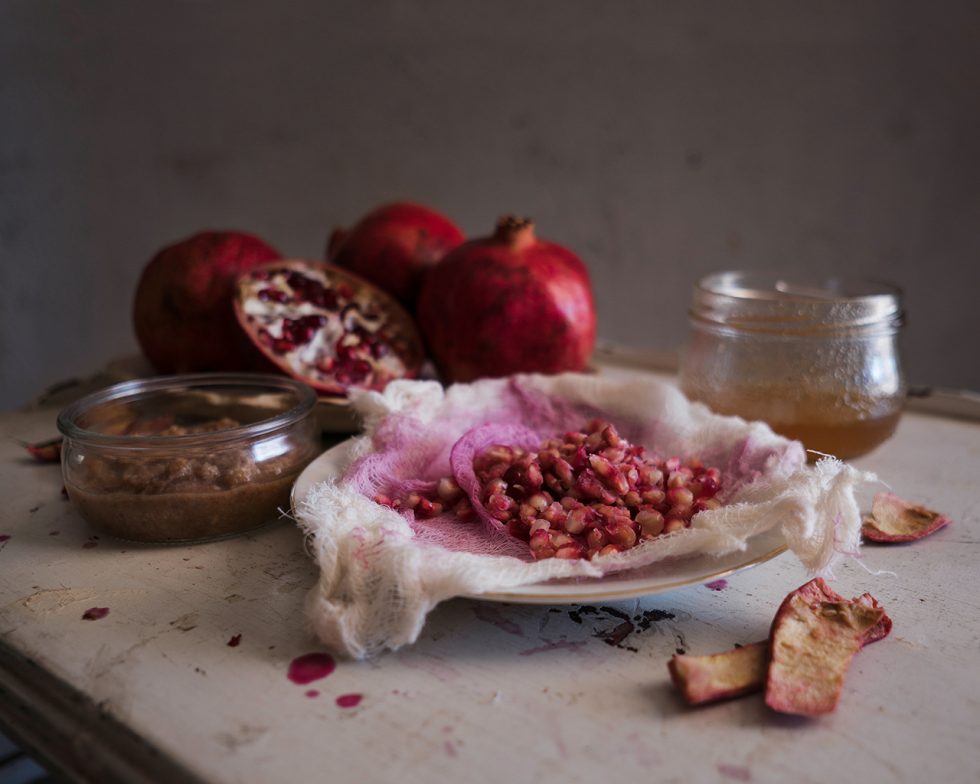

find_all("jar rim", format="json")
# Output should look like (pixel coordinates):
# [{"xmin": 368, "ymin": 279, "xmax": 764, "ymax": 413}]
[
  {"xmin": 691, "ymin": 270, "xmax": 903, "ymax": 333},
  {"xmin": 696, "ymin": 271, "xmax": 902, "ymax": 303},
  {"xmin": 57, "ymin": 372, "xmax": 317, "ymax": 449}
]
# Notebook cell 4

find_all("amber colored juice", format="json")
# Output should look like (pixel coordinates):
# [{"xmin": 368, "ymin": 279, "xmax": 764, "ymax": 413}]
[{"xmin": 687, "ymin": 385, "xmax": 903, "ymax": 460}]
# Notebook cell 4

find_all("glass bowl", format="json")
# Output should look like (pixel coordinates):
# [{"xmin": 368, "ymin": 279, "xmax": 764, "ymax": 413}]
[{"xmin": 57, "ymin": 373, "xmax": 319, "ymax": 543}]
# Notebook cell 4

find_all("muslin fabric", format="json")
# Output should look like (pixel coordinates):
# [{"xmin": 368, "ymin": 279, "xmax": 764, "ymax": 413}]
[{"xmin": 297, "ymin": 373, "xmax": 873, "ymax": 659}]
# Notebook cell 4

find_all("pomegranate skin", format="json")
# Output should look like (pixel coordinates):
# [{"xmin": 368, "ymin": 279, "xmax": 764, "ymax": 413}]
[
  {"xmin": 327, "ymin": 202, "xmax": 464, "ymax": 310},
  {"xmin": 134, "ymin": 231, "xmax": 282, "ymax": 373},
  {"xmin": 417, "ymin": 217, "xmax": 596, "ymax": 382}
]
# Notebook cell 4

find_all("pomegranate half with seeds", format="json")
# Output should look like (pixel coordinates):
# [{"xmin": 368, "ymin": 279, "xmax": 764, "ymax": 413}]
[
  {"xmin": 417, "ymin": 216, "xmax": 596, "ymax": 382},
  {"xmin": 233, "ymin": 261, "xmax": 425, "ymax": 397}
]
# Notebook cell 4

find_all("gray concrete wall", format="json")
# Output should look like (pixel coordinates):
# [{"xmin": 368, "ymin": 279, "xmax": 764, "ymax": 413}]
[{"xmin": 2, "ymin": 0, "xmax": 979, "ymax": 408}]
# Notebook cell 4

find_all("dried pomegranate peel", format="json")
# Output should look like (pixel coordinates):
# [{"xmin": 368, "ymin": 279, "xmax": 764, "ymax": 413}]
[
  {"xmin": 765, "ymin": 592, "xmax": 884, "ymax": 717},
  {"xmin": 667, "ymin": 578, "xmax": 891, "ymax": 709},
  {"xmin": 234, "ymin": 260, "xmax": 425, "ymax": 397},
  {"xmin": 22, "ymin": 437, "xmax": 63, "ymax": 463},
  {"xmin": 668, "ymin": 641, "xmax": 768, "ymax": 705},
  {"xmin": 862, "ymin": 492, "xmax": 952, "ymax": 543}
]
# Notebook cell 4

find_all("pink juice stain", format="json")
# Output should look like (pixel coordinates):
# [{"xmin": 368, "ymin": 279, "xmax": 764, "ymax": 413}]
[
  {"xmin": 82, "ymin": 607, "xmax": 109, "ymax": 621},
  {"xmin": 705, "ymin": 579, "xmax": 728, "ymax": 591},
  {"xmin": 336, "ymin": 693, "xmax": 362, "ymax": 708},
  {"xmin": 287, "ymin": 653, "xmax": 336, "ymax": 685},
  {"xmin": 305, "ymin": 689, "xmax": 319, "ymax": 698}
]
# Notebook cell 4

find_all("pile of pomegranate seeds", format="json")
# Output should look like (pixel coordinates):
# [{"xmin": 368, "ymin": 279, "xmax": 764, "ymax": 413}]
[{"xmin": 378, "ymin": 419, "xmax": 723, "ymax": 562}]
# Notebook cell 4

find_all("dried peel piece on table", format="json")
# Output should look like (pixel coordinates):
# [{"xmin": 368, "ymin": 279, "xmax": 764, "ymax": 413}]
[
  {"xmin": 668, "ymin": 641, "xmax": 768, "ymax": 705},
  {"xmin": 667, "ymin": 578, "xmax": 892, "ymax": 708},
  {"xmin": 862, "ymin": 492, "xmax": 952, "ymax": 543},
  {"xmin": 765, "ymin": 596, "xmax": 884, "ymax": 716},
  {"xmin": 22, "ymin": 437, "xmax": 63, "ymax": 463}
]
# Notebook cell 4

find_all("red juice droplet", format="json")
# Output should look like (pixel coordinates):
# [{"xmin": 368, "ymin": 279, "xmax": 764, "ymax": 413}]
[
  {"xmin": 287, "ymin": 653, "xmax": 336, "ymax": 685},
  {"xmin": 305, "ymin": 689, "xmax": 319, "ymax": 698},
  {"xmin": 336, "ymin": 693, "xmax": 362, "ymax": 708},
  {"xmin": 705, "ymin": 579, "xmax": 728, "ymax": 591},
  {"xmin": 0, "ymin": 534, "xmax": 10, "ymax": 543},
  {"xmin": 82, "ymin": 607, "xmax": 109, "ymax": 621},
  {"xmin": 227, "ymin": 634, "xmax": 242, "ymax": 647}
]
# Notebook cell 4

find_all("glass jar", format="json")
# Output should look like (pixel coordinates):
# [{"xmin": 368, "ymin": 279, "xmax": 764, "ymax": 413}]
[
  {"xmin": 58, "ymin": 373, "xmax": 320, "ymax": 543},
  {"xmin": 679, "ymin": 271, "xmax": 905, "ymax": 459}
]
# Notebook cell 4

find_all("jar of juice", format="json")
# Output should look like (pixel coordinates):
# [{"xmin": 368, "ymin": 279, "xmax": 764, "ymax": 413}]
[{"xmin": 679, "ymin": 271, "xmax": 905, "ymax": 459}]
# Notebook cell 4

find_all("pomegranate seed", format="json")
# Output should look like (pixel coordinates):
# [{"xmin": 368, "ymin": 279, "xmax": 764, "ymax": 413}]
[
  {"xmin": 693, "ymin": 498, "xmax": 721, "ymax": 514},
  {"xmin": 668, "ymin": 487, "xmax": 695, "ymax": 509},
  {"xmin": 437, "ymin": 477, "xmax": 463, "ymax": 504},
  {"xmin": 529, "ymin": 529, "xmax": 555, "ymax": 559},
  {"xmin": 663, "ymin": 517, "xmax": 687, "ymax": 534},
  {"xmin": 527, "ymin": 492, "xmax": 551, "ymax": 512},
  {"xmin": 564, "ymin": 507, "xmax": 591, "ymax": 535},
  {"xmin": 487, "ymin": 494, "xmax": 516, "ymax": 521},
  {"xmin": 598, "ymin": 544, "xmax": 623, "ymax": 557},
  {"xmin": 641, "ymin": 488, "xmax": 666, "ymax": 506},
  {"xmin": 529, "ymin": 519, "xmax": 551, "ymax": 536},
  {"xmin": 606, "ymin": 523, "xmax": 637, "ymax": 549},
  {"xmin": 453, "ymin": 499, "xmax": 476, "ymax": 521},
  {"xmin": 541, "ymin": 502, "xmax": 567, "ymax": 525},
  {"xmin": 555, "ymin": 543, "xmax": 585, "ymax": 560},
  {"xmin": 636, "ymin": 509, "xmax": 665, "ymax": 536},
  {"xmin": 483, "ymin": 478, "xmax": 507, "ymax": 500},
  {"xmin": 587, "ymin": 527, "xmax": 608, "ymax": 550}
]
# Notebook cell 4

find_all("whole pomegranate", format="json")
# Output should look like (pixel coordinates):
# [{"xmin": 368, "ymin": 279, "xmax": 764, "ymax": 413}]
[
  {"xmin": 327, "ymin": 202, "xmax": 464, "ymax": 310},
  {"xmin": 417, "ymin": 216, "xmax": 596, "ymax": 382},
  {"xmin": 134, "ymin": 231, "xmax": 281, "ymax": 373},
  {"xmin": 234, "ymin": 260, "xmax": 425, "ymax": 397}
]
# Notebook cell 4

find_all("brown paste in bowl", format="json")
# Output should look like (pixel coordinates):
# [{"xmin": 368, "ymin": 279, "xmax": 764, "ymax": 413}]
[{"xmin": 65, "ymin": 418, "xmax": 309, "ymax": 543}]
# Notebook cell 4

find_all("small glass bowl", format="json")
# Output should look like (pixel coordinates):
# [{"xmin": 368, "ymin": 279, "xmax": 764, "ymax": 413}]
[
  {"xmin": 57, "ymin": 373, "xmax": 319, "ymax": 543},
  {"xmin": 679, "ymin": 271, "xmax": 906, "ymax": 459}
]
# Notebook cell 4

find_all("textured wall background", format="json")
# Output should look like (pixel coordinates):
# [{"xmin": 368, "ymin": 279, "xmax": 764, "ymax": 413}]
[{"xmin": 2, "ymin": 1, "xmax": 979, "ymax": 408}]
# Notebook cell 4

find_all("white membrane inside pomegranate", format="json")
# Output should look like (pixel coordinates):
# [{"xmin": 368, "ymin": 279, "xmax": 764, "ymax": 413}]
[
  {"xmin": 380, "ymin": 419, "xmax": 723, "ymax": 561},
  {"xmin": 237, "ymin": 264, "xmax": 419, "ymax": 394}
]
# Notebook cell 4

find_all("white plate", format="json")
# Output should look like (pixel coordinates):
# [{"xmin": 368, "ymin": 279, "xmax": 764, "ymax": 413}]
[{"xmin": 292, "ymin": 441, "xmax": 787, "ymax": 605}]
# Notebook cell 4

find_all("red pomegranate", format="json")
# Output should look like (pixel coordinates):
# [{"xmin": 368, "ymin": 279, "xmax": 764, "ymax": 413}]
[
  {"xmin": 327, "ymin": 202, "xmax": 464, "ymax": 309},
  {"xmin": 234, "ymin": 260, "xmax": 425, "ymax": 397},
  {"xmin": 417, "ymin": 216, "xmax": 596, "ymax": 382},
  {"xmin": 134, "ymin": 231, "xmax": 282, "ymax": 373}
]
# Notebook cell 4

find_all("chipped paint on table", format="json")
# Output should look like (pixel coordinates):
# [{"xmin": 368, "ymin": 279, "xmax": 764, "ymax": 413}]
[{"xmin": 1, "ymin": 395, "xmax": 979, "ymax": 783}]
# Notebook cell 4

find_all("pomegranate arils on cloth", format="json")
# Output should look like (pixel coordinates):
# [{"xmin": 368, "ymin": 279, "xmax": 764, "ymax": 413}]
[
  {"xmin": 296, "ymin": 373, "xmax": 877, "ymax": 659},
  {"xmin": 396, "ymin": 420, "xmax": 724, "ymax": 561},
  {"xmin": 235, "ymin": 261, "xmax": 424, "ymax": 396}
]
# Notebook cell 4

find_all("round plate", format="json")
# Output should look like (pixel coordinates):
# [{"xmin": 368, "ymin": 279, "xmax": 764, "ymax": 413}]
[{"xmin": 292, "ymin": 441, "xmax": 788, "ymax": 605}]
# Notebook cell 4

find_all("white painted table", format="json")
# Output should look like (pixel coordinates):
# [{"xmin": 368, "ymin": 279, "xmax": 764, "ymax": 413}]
[{"xmin": 1, "ymin": 373, "xmax": 979, "ymax": 783}]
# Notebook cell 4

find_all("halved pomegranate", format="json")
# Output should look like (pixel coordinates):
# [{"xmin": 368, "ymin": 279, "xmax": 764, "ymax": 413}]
[{"xmin": 233, "ymin": 260, "xmax": 425, "ymax": 397}]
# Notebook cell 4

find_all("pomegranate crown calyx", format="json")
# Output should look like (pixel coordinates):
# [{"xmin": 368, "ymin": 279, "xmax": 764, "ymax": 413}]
[{"xmin": 494, "ymin": 215, "xmax": 536, "ymax": 249}]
